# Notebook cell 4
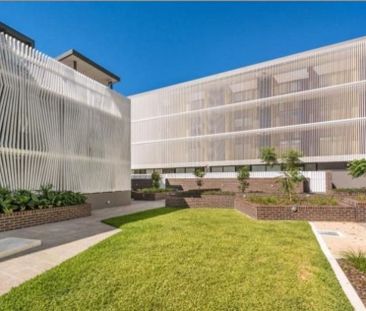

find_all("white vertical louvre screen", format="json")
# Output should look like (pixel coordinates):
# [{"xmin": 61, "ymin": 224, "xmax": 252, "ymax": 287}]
[
  {"xmin": 0, "ymin": 33, "xmax": 130, "ymax": 193},
  {"xmin": 131, "ymin": 37, "xmax": 366, "ymax": 170}
]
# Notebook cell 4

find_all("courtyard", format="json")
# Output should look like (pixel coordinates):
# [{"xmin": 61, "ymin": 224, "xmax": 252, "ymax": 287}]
[{"xmin": 0, "ymin": 207, "xmax": 352, "ymax": 310}]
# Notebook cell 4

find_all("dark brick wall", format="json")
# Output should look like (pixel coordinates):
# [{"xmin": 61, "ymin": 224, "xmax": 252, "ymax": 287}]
[
  {"xmin": 0, "ymin": 204, "xmax": 91, "ymax": 232},
  {"xmin": 132, "ymin": 191, "xmax": 168, "ymax": 201},
  {"xmin": 166, "ymin": 195, "xmax": 234, "ymax": 208},
  {"xmin": 166, "ymin": 178, "xmax": 304, "ymax": 194},
  {"xmin": 131, "ymin": 179, "xmax": 152, "ymax": 191}
]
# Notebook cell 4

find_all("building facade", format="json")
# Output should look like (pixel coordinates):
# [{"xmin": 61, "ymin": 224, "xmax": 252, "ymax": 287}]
[
  {"xmin": 131, "ymin": 37, "xmax": 366, "ymax": 177},
  {"xmin": 0, "ymin": 30, "xmax": 131, "ymax": 207}
]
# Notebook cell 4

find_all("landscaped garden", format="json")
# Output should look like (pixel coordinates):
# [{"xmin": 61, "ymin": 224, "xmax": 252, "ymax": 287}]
[{"xmin": 0, "ymin": 207, "xmax": 352, "ymax": 310}]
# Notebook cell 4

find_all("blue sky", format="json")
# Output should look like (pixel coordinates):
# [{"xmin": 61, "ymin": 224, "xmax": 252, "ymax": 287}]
[{"xmin": 0, "ymin": 2, "xmax": 366, "ymax": 95}]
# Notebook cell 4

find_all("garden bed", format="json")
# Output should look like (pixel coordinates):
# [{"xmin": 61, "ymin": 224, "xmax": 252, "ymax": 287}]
[
  {"xmin": 338, "ymin": 259, "xmax": 366, "ymax": 306},
  {"xmin": 0, "ymin": 204, "xmax": 91, "ymax": 232},
  {"xmin": 132, "ymin": 188, "xmax": 172, "ymax": 200},
  {"xmin": 234, "ymin": 195, "xmax": 366, "ymax": 222},
  {"xmin": 132, "ymin": 191, "xmax": 169, "ymax": 201}
]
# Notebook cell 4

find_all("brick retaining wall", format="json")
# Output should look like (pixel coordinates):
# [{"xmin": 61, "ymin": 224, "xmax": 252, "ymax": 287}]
[
  {"xmin": 0, "ymin": 204, "xmax": 91, "ymax": 232},
  {"xmin": 166, "ymin": 195, "xmax": 234, "ymax": 208},
  {"xmin": 166, "ymin": 178, "xmax": 304, "ymax": 194},
  {"xmin": 131, "ymin": 179, "xmax": 152, "ymax": 191},
  {"xmin": 234, "ymin": 197, "xmax": 366, "ymax": 222},
  {"xmin": 132, "ymin": 191, "xmax": 169, "ymax": 201}
]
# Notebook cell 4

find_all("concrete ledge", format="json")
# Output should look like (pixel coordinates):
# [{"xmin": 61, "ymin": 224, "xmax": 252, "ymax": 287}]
[{"xmin": 0, "ymin": 237, "xmax": 41, "ymax": 259}]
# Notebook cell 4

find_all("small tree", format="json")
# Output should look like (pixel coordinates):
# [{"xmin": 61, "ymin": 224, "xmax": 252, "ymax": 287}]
[
  {"xmin": 282, "ymin": 149, "xmax": 302, "ymax": 171},
  {"xmin": 260, "ymin": 147, "xmax": 278, "ymax": 168},
  {"xmin": 279, "ymin": 149, "xmax": 304, "ymax": 201},
  {"xmin": 347, "ymin": 159, "xmax": 366, "ymax": 178},
  {"xmin": 193, "ymin": 167, "xmax": 205, "ymax": 189},
  {"xmin": 151, "ymin": 171, "xmax": 161, "ymax": 189},
  {"xmin": 278, "ymin": 169, "xmax": 304, "ymax": 201},
  {"xmin": 237, "ymin": 166, "xmax": 250, "ymax": 193}
]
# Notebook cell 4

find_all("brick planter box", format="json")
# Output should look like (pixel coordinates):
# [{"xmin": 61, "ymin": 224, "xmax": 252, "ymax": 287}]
[
  {"xmin": 132, "ymin": 191, "xmax": 169, "ymax": 201},
  {"xmin": 166, "ymin": 194, "xmax": 234, "ymax": 208},
  {"xmin": 0, "ymin": 204, "xmax": 91, "ymax": 232},
  {"xmin": 234, "ymin": 196, "xmax": 366, "ymax": 222}
]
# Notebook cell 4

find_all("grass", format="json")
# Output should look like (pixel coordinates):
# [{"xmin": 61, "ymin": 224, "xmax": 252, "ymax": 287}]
[
  {"xmin": 201, "ymin": 190, "xmax": 235, "ymax": 196},
  {"xmin": 136, "ymin": 187, "xmax": 173, "ymax": 193},
  {"xmin": 344, "ymin": 250, "xmax": 366, "ymax": 273},
  {"xmin": 247, "ymin": 194, "xmax": 338, "ymax": 206},
  {"xmin": 0, "ymin": 208, "xmax": 351, "ymax": 311},
  {"xmin": 334, "ymin": 188, "xmax": 366, "ymax": 194}
]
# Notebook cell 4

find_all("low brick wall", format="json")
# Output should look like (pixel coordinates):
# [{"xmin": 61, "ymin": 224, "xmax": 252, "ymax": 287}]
[
  {"xmin": 0, "ymin": 204, "xmax": 91, "ymax": 232},
  {"xmin": 132, "ymin": 191, "xmax": 168, "ymax": 201},
  {"xmin": 234, "ymin": 197, "xmax": 366, "ymax": 222},
  {"xmin": 166, "ymin": 178, "xmax": 304, "ymax": 194},
  {"xmin": 166, "ymin": 194, "xmax": 234, "ymax": 208},
  {"xmin": 131, "ymin": 179, "xmax": 152, "ymax": 191}
]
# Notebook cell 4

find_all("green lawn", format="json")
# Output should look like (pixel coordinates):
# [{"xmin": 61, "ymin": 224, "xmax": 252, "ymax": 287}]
[{"xmin": 0, "ymin": 208, "xmax": 351, "ymax": 311}]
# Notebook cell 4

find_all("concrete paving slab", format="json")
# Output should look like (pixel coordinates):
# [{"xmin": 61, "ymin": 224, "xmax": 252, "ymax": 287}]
[
  {"xmin": 0, "ymin": 237, "xmax": 41, "ymax": 259},
  {"xmin": 313, "ymin": 222, "xmax": 366, "ymax": 258}
]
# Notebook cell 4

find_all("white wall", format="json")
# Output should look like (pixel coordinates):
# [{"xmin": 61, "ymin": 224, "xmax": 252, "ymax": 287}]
[{"xmin": 0, "ymin": 33, "xmax": 130, "ymax": 193}]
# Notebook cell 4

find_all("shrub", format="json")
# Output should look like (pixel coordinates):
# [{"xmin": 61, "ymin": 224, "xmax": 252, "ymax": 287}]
[
  {"xmin": 237, "ymin": 166, "xmax": 250, "ymax": 193},
  {"xmin": 347, "ymin": 159, "xmax": 366, "ymax": 179},
  {"xmin": 138, "ymin": 187, "xmax": 172, "ymax": 194},
  {"xmin": 151, "ymin": 171, "xmax": 161, "ymax": 189},
  {"xmin": 0, "ymin": 184, "xmax": 86, "ymax": 214},
  {"xmin": 259, "ymin": 147, "xmax": 278, "ymax": 167},
  {"xmin": 333, "ymin": 188, "xmax": 366, "ymax": 194},
  {"xmin": 344, "ymin": 250, "xmax": 366, "ymax": 273},
  {"xmin": 193, "ymin": 168, "xmax": 205, "ymax": 189},
  {"xmin": 201, "ymin": 191, "xmax": 235, "ymax": 196},
  {"xmin": 247, "ymin": 195, "xmax": 338, "ymax": 206}
]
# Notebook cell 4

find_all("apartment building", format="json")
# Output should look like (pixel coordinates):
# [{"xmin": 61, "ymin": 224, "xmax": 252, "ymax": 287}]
[
  {"xmin": 0, "ymin": 23, "xmax": 131, "ymax": 207},
  {"xmin": 131, "ymin": 36, "xmax": 366, "ymax": 187}
]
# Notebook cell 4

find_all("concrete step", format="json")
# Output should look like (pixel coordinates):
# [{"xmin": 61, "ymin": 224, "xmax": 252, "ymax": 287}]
[{"xmin": 0, "ymin": 237, "xmax": 41, "ymax": 259}]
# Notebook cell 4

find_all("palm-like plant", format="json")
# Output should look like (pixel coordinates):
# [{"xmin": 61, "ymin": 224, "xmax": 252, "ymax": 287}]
[
  {"xmin": 259, "ymin": 147, "xmax": 278, "ymax": 168},
  {"xmin": 194, "ymin": 168, "xmax": 205, "ymax": 189},
  {"xmin": 347, "ymin": 159, "xmax": 366, "ymax": 178},
  {"xmin": 237, "ymin": 166, "xmax": 250, "ymax": 193}
]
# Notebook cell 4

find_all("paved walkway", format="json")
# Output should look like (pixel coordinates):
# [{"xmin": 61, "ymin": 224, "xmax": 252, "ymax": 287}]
[
  {"xmin": 313, "ymin": 221, "xmax": 366, "ymax": 258},
  {"xmin": 0, "ymin": 200, "xmax": 163, "ymax": 296}
]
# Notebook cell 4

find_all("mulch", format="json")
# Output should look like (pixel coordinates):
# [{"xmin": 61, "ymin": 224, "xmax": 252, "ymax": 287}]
[{"xmin": 338, "ymin": 259, "xmax": 366, "ymax": 306}]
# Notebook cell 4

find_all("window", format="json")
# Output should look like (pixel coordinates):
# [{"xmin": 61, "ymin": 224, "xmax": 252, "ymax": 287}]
[{"xmin": 162, "ymin": 168, "xmax": 175, "ymax": 174}]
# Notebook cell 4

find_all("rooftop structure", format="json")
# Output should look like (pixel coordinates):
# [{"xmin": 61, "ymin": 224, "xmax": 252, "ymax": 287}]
[
  {"xmin": 0, "ymin": 22, "xmax": 35, "ymax": 47},
  {"xmin": 56, "ymin": 49, "xmax": 120, "ymax": 87}
]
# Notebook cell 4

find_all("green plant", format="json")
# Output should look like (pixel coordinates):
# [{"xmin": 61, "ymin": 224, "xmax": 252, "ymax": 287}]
[
  {"xmin": 347, "ymin": 159, "xmax": 366, "ymax": 179},
  {"xmin": 151, "ymin": 171, "xmax": 161, "ymax": 189},
  {"xmin": 281, "ymin": 149, "xmax": 303, "ymax": 171},
  {"xmin": 277, "ymin": 170, "xmax": 303, "ymax": 201},
  {"xmin": 343, "ymin": 250, "xmax": 366, "ymax": 273},
  {"xmin": 193, "ymin": 167, "xmax": 205, "ymax": 189},
  {"xmin": 278, "ymin": 149, "xmax": 304, "ymax": 201},
  {"xmin": 201, "ymin": 190, "xmax": 235, "ymax": 196},
  {"xmin": 237, "ymin": 166, "xmax": 250, "ymax": 193},
  {"xmin": 259, "ymin": 147, "xmax": 278, "ymax": 168},
  {"xmin": 138, "ymin": 188, "xmax": 172, "ymax": 194},
  {"xmin": 247, "ymin": 194, "xmax": 338, "ymax": 206},
  {"xmin": 0, "ymin": 184, "xmax": 86, "ymax": 214}
]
